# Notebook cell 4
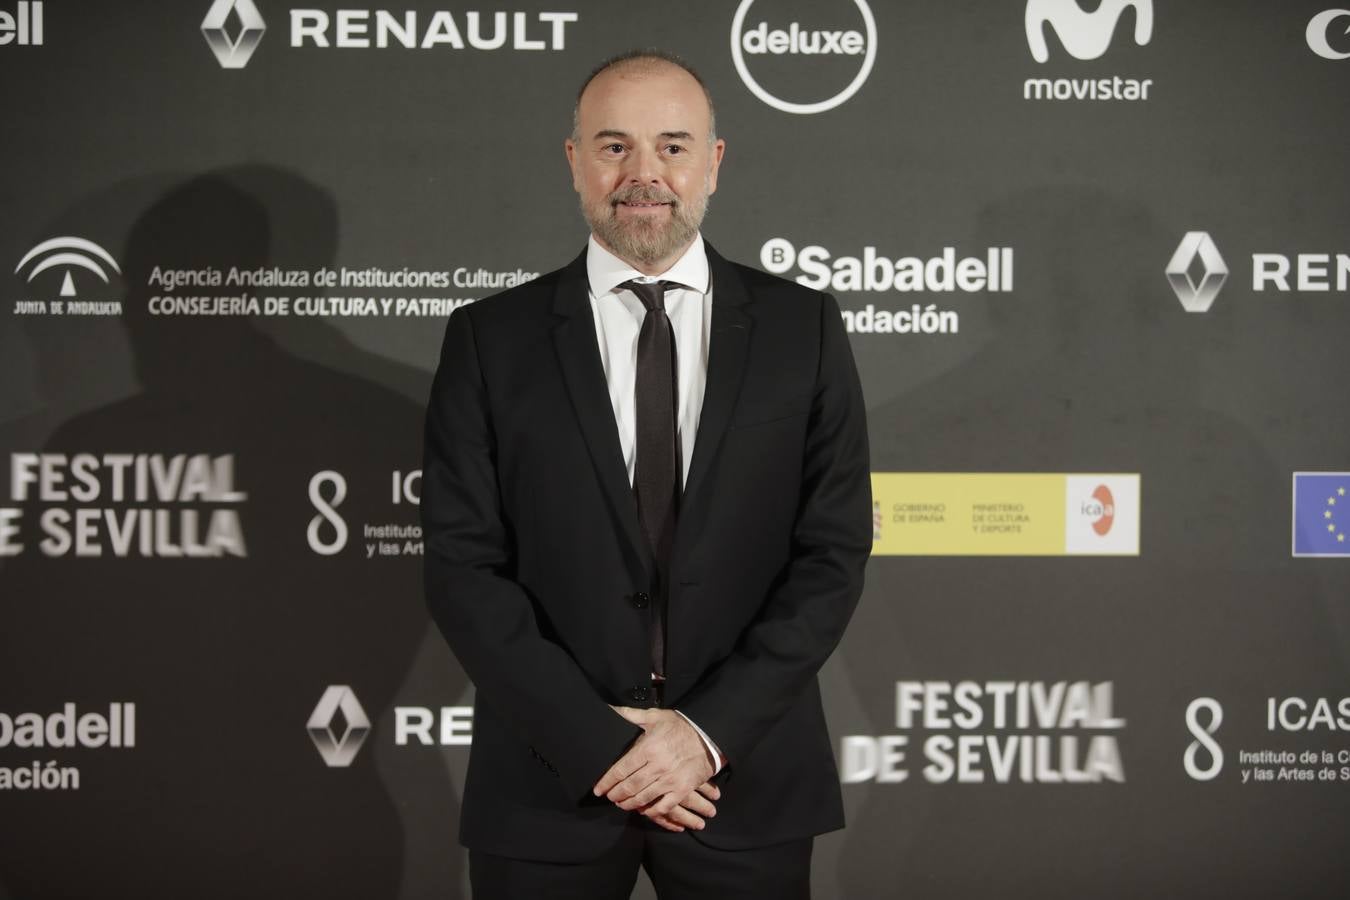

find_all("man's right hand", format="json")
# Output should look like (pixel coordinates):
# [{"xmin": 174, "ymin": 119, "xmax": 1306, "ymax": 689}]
[
  {"xmin": 646, "ymin": 780, "xmax": 720, "ymax": 833},
  {"xmin": 609, "ymin": 704, "xmax": 722, "ymax": 832}
]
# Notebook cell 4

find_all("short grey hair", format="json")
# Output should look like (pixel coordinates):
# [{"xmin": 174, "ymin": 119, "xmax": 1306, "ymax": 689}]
[{"xmin": 570, "ymin": 48, "xmax": 717, "ymax": 145}]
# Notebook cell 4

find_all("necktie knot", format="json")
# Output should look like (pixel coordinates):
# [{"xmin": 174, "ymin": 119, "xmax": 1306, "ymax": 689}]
[{"xmin": 621, "ymin": 279, "xmax": 671, "ymax": 313}]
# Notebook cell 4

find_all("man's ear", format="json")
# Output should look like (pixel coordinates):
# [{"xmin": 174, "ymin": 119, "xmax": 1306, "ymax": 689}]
[
  {"xmin": 706, "ymin": 138, "xmax": 726, "ymax": 196},
  {"xmin": 565, "ymin": 138, "xmax": 581, "ymax": 192}
]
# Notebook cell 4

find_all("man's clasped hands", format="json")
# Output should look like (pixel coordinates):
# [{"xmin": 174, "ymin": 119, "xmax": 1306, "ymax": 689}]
[{"xmin": 592, "ymin": 706, "xmax": 721, "ymax": 833}]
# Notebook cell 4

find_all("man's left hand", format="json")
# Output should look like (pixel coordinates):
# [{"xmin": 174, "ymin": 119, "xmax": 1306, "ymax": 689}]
[{"xmin": 594, "ymin": 706, "xmax": 715, "ymax": 819}]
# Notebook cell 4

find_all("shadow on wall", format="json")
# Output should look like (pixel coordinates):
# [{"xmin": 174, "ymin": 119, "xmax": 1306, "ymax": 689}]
[{"xmin": 0, "ymin": 167, "xmax": 469, "ymax": 900}]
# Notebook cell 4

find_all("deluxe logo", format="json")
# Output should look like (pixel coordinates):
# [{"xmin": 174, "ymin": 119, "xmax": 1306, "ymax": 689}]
[
  {"xmin": 730, "ymin": 0, "xmax": 877, "ymax": 115},
  {"xmin": 760, "ymin": 238, "xmax": 1013, "ymax": 294},
  {"xmin": 1307, "ymin": 9, "xmax": 1350, "ymax": 60},
  {"xmin": 0, "ymin": 1, "xmax": 43, "ymax": 46},
  {"xmin": 1023, "ymin": 0, "xmax": 1154, "ymax": 102}
]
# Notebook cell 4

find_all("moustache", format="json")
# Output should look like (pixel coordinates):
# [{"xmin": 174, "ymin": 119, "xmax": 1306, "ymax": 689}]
[{"xmin": 607, "ymin": 186, "xmax": 680, "ymax": 208}]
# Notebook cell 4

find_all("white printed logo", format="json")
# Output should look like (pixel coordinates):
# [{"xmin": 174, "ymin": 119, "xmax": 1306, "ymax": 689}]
[
  {"xmin": 15, "ymin": 237, "xmax": 121, "ymax": 299},
  {"xmin": 0, "ymin": 1, "xmax": 43, "ymax": 46},
  {"xmin": 201, "ymin": 0, "xmax": 266, "ymax": 69},
  {"xmin": 307, "ymin": 470, "xmax": 348, "ymax": 556},
  {"xmin": 1025, "ymin": 0, "xmax": 1153, "ymax": 63},
  {"xmin": 760, "ymin": 238, "xmax": 1013, "ymax": 294},
  {"xmin": 1307, "ymin": 9, "xmax": 1350, "ymax": 60},
  {"xmin": 1166, "ymin": 232, "xmax": 1229, "ymax": 313},
  {"xmin": 1064, "ymin": 475, "xmax": 1139, "ymax": 555},
  {"xmin": 730, "ymin": 0, "xmax": 877, "ymax": 114},
  {"xmin": 1184, "ymin": 698, "xmax": 1224, "ymax": 781},
  {"xmin": 307, "ymin": 686, "xmax": 371, "ymax": 767}
]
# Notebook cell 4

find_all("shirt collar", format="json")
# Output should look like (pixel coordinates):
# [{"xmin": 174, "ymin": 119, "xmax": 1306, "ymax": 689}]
[{"xmin": 585, "ymin": 232, "xmax": 710, "ymax": 299}]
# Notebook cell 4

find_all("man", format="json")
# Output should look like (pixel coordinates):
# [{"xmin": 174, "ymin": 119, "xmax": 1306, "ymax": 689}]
[{"xmin": 421, "ymin": 49, "xmax": 871, "ymax": 898}]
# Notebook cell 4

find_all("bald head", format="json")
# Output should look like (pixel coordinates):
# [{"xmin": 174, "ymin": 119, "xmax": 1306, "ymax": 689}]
[{"xmin": 571, "ymin": 50, "xmax": 717, "ymax": 145}]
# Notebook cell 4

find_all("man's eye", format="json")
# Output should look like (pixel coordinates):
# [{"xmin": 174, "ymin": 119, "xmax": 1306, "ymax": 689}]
[
  {"xmin": 603, "ymin": 143, "xmax": 625, "ymax": 154},
  {"xmin": 665, "ymin": 145, "xmax": 685, "ymax": 155}
]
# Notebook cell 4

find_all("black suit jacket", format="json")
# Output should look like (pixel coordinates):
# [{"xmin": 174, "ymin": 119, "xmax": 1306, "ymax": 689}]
[{"xmin": 420, "ymin": 242, "xmax": 871, "ymax": 861}]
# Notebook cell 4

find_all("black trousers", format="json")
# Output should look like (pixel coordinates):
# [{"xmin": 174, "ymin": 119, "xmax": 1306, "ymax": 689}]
[{"xmin": 468, "ymin": 817, "xmax": 813, "ymax": 900}]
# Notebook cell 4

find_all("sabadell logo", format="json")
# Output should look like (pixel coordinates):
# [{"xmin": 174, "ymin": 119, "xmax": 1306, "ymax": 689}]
[{"xmin": 730, "ymin": 0, "xmax": 877, "ymax": 115}]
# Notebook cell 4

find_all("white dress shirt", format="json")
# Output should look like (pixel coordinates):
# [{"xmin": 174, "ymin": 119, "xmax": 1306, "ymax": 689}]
[{"xmin": 585, "ymin": 232, "xmax": 726, "ymax": 776}]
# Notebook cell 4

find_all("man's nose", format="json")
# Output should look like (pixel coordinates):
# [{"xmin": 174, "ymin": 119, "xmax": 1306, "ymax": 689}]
[{"xmin": 623, "ymin": 145, "xmax": 663, "ymax": 187}]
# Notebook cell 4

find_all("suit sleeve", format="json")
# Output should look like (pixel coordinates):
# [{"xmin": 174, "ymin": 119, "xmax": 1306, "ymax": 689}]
[
  {"xmin": 421, "ymin": 304, "xmax": 643, "ymax": 803},
  {"xmin": 674, "ymin": 291, "xmax": 872, "ymax": 768}
]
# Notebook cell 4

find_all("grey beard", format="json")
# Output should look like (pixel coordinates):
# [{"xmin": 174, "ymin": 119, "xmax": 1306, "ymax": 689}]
[{"xmin": 584, "ymin": 192, "xmax": 709, "ymax": 267}]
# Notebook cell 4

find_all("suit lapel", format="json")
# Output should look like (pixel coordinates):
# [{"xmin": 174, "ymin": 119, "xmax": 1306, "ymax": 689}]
[
  {"xmin": 550, "ymin": 249, "xmax": 654, "ymax": 583},
  {"xmin": 680, "ymin": 242, "xmax": 752, "ymax": 507}
]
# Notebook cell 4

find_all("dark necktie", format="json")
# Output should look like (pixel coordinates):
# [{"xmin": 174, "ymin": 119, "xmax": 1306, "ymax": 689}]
[{"xmin": 622, "ymin": 279, "xmax": 679, "ymax": 681}]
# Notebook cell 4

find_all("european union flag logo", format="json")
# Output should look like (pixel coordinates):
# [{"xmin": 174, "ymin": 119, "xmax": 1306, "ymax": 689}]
[{"xmin": 1292, "ymin": 472, "xmax": 1350, "ymax": 557}]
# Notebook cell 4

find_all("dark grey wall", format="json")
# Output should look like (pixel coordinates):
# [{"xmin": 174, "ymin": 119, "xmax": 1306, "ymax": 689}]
[{"xmin": 2, "ymin": 2, "xmax": 1349, "ymax": 898}]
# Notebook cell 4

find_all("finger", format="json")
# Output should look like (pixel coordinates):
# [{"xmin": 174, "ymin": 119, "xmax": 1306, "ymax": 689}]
[
  {"xmin": 608, "ymin": 768, "xmax": 661, "ymax": 806},
  {"xmin": 617, "ymin": 775, "xmax": 673, "ymax": 811},
  {"xmin": 695, "ymin": 781, "xmax": 721, "ymax": 802},
  {"xmin": 639, "ymin": 784, "xmax": 686, "ymax": 818},
  {"xmin": 593, "ymin": 755, "xmax": 647, "ymax": 797},
  {"xmin": 680, "ymin": 791, "xmax": 716, "ymax": 819},
  {"xmin": 612, "ymin": 706, "xmax": 654, "ymax": 726},
  {"xmin": 651, "ymin": 802, "xmax": 705, "ymax": 831},
  {"xmin": 648, "ymin": 812, "xmax": 685, "ymax": 833}
]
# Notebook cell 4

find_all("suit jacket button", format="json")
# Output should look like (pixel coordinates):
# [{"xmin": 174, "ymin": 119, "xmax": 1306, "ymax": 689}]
[
  {"xmin": 631, "ymin": 591, "xmax": 650, "ymax": 609},
  {"xmin": 628, "ymin": 685, "xmax": 650, "ymax": 702}
]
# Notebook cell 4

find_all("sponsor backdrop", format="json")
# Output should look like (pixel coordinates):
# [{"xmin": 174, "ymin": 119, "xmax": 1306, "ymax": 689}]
[{"xmin": 2, "ymin": 1, "xmax": 1349, "ymax": 897}]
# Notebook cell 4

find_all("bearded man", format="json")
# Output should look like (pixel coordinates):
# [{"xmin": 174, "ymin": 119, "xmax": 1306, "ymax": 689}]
[{"xmin": 420, "ymin": 48, "xmax": 872, "ymax": 899}]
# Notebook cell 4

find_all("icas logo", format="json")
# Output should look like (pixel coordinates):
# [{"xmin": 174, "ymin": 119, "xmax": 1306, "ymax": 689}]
[
  {"xmin": 730, "ymin": 0, "xmax": 877, "ymax": 115},
  {"xmin": 15, "ymin": 236, "xmax": 121, "ymax": 299}
]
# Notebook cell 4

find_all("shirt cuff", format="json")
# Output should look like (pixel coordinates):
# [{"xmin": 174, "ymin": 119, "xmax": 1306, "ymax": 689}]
[{"xmin": 673, "ymin": 709, "xmax": 725, "ymax": 776}]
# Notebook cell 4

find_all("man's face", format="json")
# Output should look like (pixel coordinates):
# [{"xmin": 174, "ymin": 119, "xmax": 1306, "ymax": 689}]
[{"xmin": 565, "ymin": 63, "xmax": 725, "ymax": 269}]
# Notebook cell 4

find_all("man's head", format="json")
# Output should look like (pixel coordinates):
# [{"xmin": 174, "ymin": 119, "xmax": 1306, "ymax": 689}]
[{"xmin": 565, "ymin": 50, "xmax": 725, "ymax": 274}]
